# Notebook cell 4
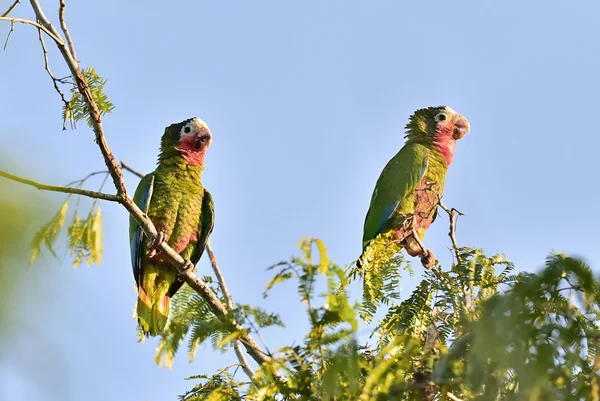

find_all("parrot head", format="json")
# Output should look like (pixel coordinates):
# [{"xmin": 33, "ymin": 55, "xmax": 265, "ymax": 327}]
[
  {"xmin": 161, "ymin": 117, "xmax": 212, "ymax": 166},
  {"xmin": 407, "ymin": 106, "xmax": 470, "ymax": 165}
]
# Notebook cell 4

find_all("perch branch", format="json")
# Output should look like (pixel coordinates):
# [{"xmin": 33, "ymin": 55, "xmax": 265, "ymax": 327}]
[
  {"xmin": 438, "ymin": 198, "xmax": 463, "ymax": 264},
  {"xmin": 1, "ymin": 0, "xmax": 20, "ymax": 17},
  {"xmin": 438, "ymin": 198, "xmax": 471, "ymax": 313},
  {"xmin": 17, "ymin": 0, "xmax": 287, "ymax": 387},
  {"xmin": 0, "ymin": 170, "xmax": 122, "ymax": 202},
  {"xmin": 207, "ymin": 241, "xmax": 256, "ymax": 379},
  {"xmin": 121, "ymin": 163, "xmax": 258, "ymax": 380}
]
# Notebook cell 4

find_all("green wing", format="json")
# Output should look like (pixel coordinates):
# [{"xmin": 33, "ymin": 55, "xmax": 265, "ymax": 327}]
[
  {"xmin": 129, "ymin": 172, "xmax": 155, "ymax": 285},
  {"xmin": 362, "ymin": 144, "xmax": 429, "ymax": 247},
  {"xmin": 189, "ymin": 188, "xmax": 215, "ymax": 267}
]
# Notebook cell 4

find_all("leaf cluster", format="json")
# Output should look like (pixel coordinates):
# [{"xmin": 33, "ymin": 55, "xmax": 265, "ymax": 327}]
[{"xmin": 63, "ymin": 67, "xmax": 114, "ymax": 128}]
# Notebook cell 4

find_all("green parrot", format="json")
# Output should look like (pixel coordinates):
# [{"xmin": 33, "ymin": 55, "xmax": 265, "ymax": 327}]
[
  {"xmin": 358, "ymin": 106, "xmax": 470, "ymax": 269},
  {"xmin": 129, "ymin": 117, "xmax": 215, "ymax": 336}
]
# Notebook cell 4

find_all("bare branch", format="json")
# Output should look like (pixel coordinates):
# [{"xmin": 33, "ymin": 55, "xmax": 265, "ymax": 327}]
[
  {"xmin": 36, "ymin": 26, "xmax": 71, "ymax": 129},
  {"xmin": 0, "ymin": 170, "xmax": 122, "ymax": 202},
  {"xmin": 58, "ymin": 0, "xmax": 76, "ymax": 61},
  {"xmin": 438, "ymin": 198, "xmax": 463, "ymax": 264},
  {"xmin": 1, "ymin": 0, "xmax": 20, "ymax": 17},
  {"xmin": 29, "ymin": 0, "xmax": 127, "ymax": 196},
  {"xmin": 0, "ymin": 16, "xmax": 63, "ymax": 44},
  {"xmin": 120, "ymin": 160, "xmax": 144, "ymax": 179},
  {"xmin": 65, "ymin": 170, "xmax": 109, "ymax": 187},
  {"xmin": 3, "ymin": 19, "xmax": 14, "ymax": 50},
  {"xmin": 438, "ymin": 198, "xmax": 471, "ymax": 314},
  {"xmin": 207, "ymin": 241, "xmax": 256, "ymax": 379}
]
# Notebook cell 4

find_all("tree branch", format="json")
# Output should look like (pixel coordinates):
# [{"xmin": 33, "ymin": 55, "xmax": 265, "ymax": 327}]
[
  {"xmin": 0, "ymin": 16, "xmax": 63, "ymax": 44},
  {"xmin": 18, "ymin": 0, "xmax": 287, "ymax": 388},
  {"xmin": 37, "ymin": 26, "xmax": 71, "ymax": 129},
  {"xmin": 438, "ymin": 198, "xmax": 463, "ymax": 264},
  {"xmin": 3, "ymin": 19, "xmax": 14, "ymax": 50},
  {"xmin": 120, "ymin": 160, "xmax": 144, "ymax": 179},
  {"xmin": 0, "ymin": 170, "xmax": 122, "ymax": 202},
  {"xmin": 58, "ymin": 0, "xmax": 76, "ymax": 61},
  {"xmin": 1, "ymin": 0, "xmax": 20, "ymax": 17},
  {"xmin": 207, "ymin": 241, "xmax": 256, "ymax": 379},
  {"xmin": 29, "ymin": 0, "xmax": 127, "ymax": 196}
]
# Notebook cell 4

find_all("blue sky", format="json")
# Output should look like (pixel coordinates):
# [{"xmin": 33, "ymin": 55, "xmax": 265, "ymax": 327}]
[{"xmin": 1, "ymin": 0, "xmax": 600, "ymax": 400}]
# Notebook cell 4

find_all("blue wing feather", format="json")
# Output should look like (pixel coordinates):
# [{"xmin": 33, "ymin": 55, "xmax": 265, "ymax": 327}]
[
  {"xmin": 375, "ymin": 200, "xmax": 400, "ymax": 236},
  {"xmin": 129, "ymin": 173, "xmax": 154, "ymax": 285},
  {"xmin": 373, "ymin": 154, "xmax": 429, "ymax": 238}
]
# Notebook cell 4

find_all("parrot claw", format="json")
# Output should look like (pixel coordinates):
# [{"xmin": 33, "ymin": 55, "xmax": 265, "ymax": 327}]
[
  {"xmin": 181, "ymin": 259, "xmax": 195, "ymax": 273},
  {"xmin": 420, "ymin": 249, "xmax": 436, "ymax": 270},
  {"xmin": 146, "ymin": 231, "xmax": 167, "ymax": 258}
]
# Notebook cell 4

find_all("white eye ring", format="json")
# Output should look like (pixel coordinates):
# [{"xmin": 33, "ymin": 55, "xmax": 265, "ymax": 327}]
[
  {"xmin": 182, "ymin": 125, "xmax": 192, "ymax": 135},
  {"xmin": 434, "ymin": 113, "xmax": 447, "ymax": 122}
]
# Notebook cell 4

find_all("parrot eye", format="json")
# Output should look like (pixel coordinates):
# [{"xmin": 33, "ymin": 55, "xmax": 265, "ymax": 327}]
[
  {"xmin": 184, "ymin": 126, "xmax": 192, "ymax": 134},
  {"xmin": 435, "ymin": 113, "xmax": 447, "ymax": 122}
]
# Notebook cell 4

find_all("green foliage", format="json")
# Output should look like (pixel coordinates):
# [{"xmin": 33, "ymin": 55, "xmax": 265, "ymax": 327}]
[
  {"xmin": 435, "ymin": 253, "xmax": 600, "ymax": 400},
  {"xmin": 168, "ymin": 236, "xmax": 600, "ymax": 401},
  {"xmin": 63, "ymin": 67, "xmax": 115, "ymax": 128},
  {"xmin": 155, "ymin": 276, "xmax": 285, "ymax": 370},
  {"xmin": 30, "ymin": 195, "xmax": 70, "ymax": 262},
  {"xmin": 180, "ymin": 371, "xmax": 245, "ymax": 401},
  {"xmin": 350, "ymin": 233, "xmax": 406, "ymax": 323},
  {"xmin": 68, "ymin": 206, "xmax": 103, "ymax": 266},
  {"xmin": 31, "ymin": 192, "xmax": 104, "ymax": 267}
]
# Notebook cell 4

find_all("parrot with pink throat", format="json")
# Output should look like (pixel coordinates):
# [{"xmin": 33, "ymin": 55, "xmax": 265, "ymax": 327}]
[
  {"xmin": 358, "ymin": 106, "xmax": 470, "ymax": 270},
  {"xmin": 129, "ymin": 117, "xmax": 215, "ymax": 336}
]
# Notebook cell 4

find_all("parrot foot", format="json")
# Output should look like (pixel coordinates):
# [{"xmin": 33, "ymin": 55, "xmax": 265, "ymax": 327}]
[
  {"xmin": 420, "ymin": 249, "xmax": 436, "ymax": 270},
  {"xmin": 147, "ymin": 231, "xmax": 167, "ymax": 258},
  {"xmin": 181, "ymin": 259, "xmax": 196, "ymax": 273}
]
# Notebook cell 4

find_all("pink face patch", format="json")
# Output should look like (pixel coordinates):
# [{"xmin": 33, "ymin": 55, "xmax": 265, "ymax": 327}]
[
  {"xmin": 177, "ymin": 134, "xmax": 209, "ymax": 166},
  {"xmin": 433, "ymin": 123, "xmax": 457, "ymax": 166}
]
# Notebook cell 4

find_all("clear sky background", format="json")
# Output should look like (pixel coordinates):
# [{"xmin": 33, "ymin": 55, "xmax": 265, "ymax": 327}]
[{"xmin": 1, "ymin": 1, "xmax": 599, "ymax": 400}]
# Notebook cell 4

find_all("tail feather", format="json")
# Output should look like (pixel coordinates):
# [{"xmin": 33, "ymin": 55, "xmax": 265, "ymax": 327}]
[
  {"xmin": 136, "ymin": 273, "xmax": 172, "ymax": 336},
  {"xmin": 137, "ymin": 290, "xmax": 170, "ymax": 336}
]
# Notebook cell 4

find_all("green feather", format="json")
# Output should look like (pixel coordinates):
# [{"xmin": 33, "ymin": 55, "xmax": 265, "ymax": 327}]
[
  {"xmin": 129, "ymin": 117, "xmax": 214, "ymax": 336},
  {"xmin": 359, "ymin": 106, "xmax": 459, "ymax": 266}
]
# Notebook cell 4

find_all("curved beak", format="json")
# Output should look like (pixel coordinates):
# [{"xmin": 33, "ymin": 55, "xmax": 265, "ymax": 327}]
[
  {"xmin": 453, "ymin": 115, "xmax": 470, "ymax": 140},
  {"xmin": 194, "ymin": 127, "xmax": 212, "ymax": 150}
]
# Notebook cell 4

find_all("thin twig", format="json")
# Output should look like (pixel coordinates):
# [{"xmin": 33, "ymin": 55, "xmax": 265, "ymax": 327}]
[
  {"xmin": 0, "ymin": 170, "xmax": 122, "ymax": 202},
  {"xmin": 0, "ymin": 16, "xmax": 63, "ymax": 44},
  {"xmin": 3, "ymin": 19, "xmax": 13, "ymax": 50},
  {"xmin": 438, "ymin": 198, "xmax": 463, "ymax": 264},
  {"xmin": 207, "ymin": 241, "xmax": 256, "ymax": 379},
  {"xmin": 37, "ymin": 26, "xmax": 71, "ymax": 129},
  {"xmin": 65, "ymin": 170, "xmax": 109, "ymax": 187},
  {"xmin": 58, "ymin": 0, "xmax": 76, "ymax": 60},
  {"xmin": 120, "ymin": 160, "xmax": 145, "ymax": 179},
  {"xmin": 1, "ymin": 0, "xmax": 20, "ymax": 17},
  {"xmin": 438, "ymin": 198, "xmax": 471, "ymax": 315}
]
